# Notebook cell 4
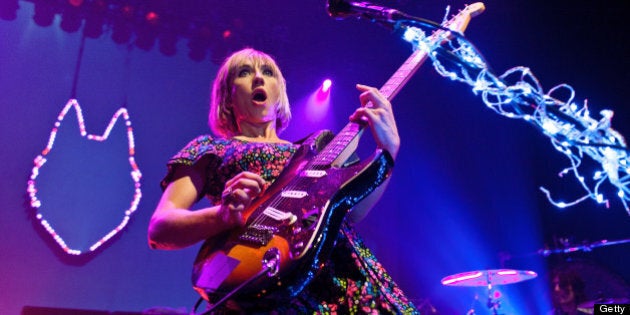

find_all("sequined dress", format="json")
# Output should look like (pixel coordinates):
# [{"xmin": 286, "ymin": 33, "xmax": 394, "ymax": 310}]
[{"xmin": 161, "ymin": 135, "xmax": 418, "ymax": 314}]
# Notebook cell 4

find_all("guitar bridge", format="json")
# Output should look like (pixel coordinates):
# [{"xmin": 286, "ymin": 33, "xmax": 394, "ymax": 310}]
[{"xmin": 238, "ymin": 224, "xmax": 276, "ymax": 246}]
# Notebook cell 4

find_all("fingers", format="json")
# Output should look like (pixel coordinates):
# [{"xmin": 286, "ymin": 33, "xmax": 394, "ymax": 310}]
[
  {"xmin": 225, "ymin": 171, "xmax": 266, "ymax": 192},
  {"xmin": 348, "ymin": 107, "xmax": 373, "ymax": 125},
  {"xmin": 356, "ymin": 84, "xmax": 390, "ymax": 109},
  {"xmin": 220, "ymin": 171, "xmax": 267, "ymax": 226},
  {"xmin": 349, "ymin": 84, "xmax": 393, "ymax": 124},
  {"xmin": 350, "ymin": 84, "xmax": 401, "ymax": 158}
]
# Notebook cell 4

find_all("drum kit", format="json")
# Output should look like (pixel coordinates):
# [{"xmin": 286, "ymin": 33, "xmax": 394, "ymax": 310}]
[{"xmin": 440, "ymin": 237, "xmax": 630, "ymax": 314}]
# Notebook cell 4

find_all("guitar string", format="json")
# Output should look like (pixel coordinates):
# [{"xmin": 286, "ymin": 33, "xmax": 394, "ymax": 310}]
[
  {"xmin": 245, "ymin": 113, "xmax": 370, "ymax": 236},
  {"xmin": 252, "ymin": 147, "xmax": 327, "ymax": 228},
  {"xmin": 246, "ymin": 138, "xmax": 338, "ymax": 232},
  {"xmin": 245, "ymin": 145, "xmax": 320, "ymax": 228}
]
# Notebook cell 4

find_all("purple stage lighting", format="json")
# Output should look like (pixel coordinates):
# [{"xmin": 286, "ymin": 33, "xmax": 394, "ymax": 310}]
[
  {"xmin": 322, "ymin": 79, "xmax": 332, "ymax": 93},
  {"xmin": 315, "ymin": 79, "xmax": 332, "ymax": 103}
]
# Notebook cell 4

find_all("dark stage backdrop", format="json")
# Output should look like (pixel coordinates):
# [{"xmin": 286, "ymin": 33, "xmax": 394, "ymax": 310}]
[{"xmin": 1, "ymin": 1, "xmax": 628, "ymax": 314}]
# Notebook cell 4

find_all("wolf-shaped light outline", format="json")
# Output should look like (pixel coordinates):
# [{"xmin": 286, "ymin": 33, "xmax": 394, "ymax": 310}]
[{"xmin": 27, "ymin": 99, "xmax": 142, "ymax": 255}]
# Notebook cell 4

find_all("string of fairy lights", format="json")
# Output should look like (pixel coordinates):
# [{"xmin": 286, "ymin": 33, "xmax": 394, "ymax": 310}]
[
  {"xmin": 399, "ymin": 20, "xmax": 630, "ymax": 213},
  {"xmin": 27, "ymin": 99, "xmax": 142, "ymax": 255}
]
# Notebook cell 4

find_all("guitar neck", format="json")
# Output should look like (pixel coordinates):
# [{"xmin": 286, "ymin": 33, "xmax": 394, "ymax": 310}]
[
  {"xmin": 315, "ymin": 48, "xmax": 431, "ymax": 166},
  {"xmin": 380, "ymin": 48, "xmax": 430, "ymax": 101},
  {"xmin": 315, "ymin": 2, "xmax": 485, "ymax": 166}
]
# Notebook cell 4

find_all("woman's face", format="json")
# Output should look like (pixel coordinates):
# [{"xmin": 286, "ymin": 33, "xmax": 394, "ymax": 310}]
[{"xmin": 229, "ymin": 60, "xmax": 281, "ymax": 130}]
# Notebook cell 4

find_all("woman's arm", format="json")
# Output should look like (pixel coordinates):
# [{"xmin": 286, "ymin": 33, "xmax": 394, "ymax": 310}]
[
  {"xmin": 148, "ymin": 175, "xmax": 229, "ymax": 250},
  {"xmin": 148, "ymin": 169, "xmax": 266, "ymax": 250}
]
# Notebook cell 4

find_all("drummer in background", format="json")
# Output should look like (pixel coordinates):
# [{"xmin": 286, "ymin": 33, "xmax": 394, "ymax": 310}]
[{"xmin": 549, "ymin": 269, "xmax": 588, "ymax": 315}]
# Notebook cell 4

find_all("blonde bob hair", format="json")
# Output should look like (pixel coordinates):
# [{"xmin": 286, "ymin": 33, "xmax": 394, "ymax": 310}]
[{"xmin": 209, "ymin": 48, "xmax": 291, "ymax": 138}]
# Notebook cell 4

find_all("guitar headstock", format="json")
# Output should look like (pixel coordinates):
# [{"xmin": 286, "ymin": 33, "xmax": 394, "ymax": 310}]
[
  {"xmin": 445, "ymin": 2, "xmax": 486, "ymax": 34},
  {"xmin": 463, "ymin": 2, "xmax": 486, "ymax": 18},
  {"xmin": 380, "ymin": 2, "xmax": 487, "ymax": 101}
]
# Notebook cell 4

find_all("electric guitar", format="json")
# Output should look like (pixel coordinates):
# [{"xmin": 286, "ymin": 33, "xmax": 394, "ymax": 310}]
[{"xmin": 191, "ymin": 2, "xmax": 486, "ymax": 309}]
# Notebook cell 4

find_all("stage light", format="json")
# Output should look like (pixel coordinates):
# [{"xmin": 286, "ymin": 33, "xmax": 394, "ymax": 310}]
[
  {"xmin": 134, "ymin": 10, "xmax": 160, "ymax": 51},
  {"xmin": 33, "ymin": 0, "xmax": 56, "ymax": 27},
  {"xmin": 303, "ymin": 79, "xmax": 332, "ymax": 124},
  {"xmin": 0, "ymin": 0, "xmax": 19, "ymax": 21},
  {"xmin": 315, "ymin": 79, "xmax": 332, "ymax": 103},
  {"xmin": 322, "ymin": 79, "xmax": 332, "ymax": 93},
  {"xmin": 68, "ymin": 0, "xmax": 84, "ymax": 7},
  {"xmin": 60, "ymin": 7, "xmax": 82, "ymax": 33},
  {"xmin": 145, "ymin": 11, "xmax": 159, "ymax": 24}
]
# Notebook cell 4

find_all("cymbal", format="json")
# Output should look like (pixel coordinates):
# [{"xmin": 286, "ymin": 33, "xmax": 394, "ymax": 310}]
[
  {"xmin": 441, "ymin": 269, "xmax": 537, "ymax": 287},
  {"xmin": 578, "ymin": 298, "xmax": 630, "ymax": 309}
]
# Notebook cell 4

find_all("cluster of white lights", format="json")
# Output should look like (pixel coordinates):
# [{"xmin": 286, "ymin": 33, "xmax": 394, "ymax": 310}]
[
  {"xmin": 402, "ymin": 26, "xmax": 630, "ymax": 213},
  {"xmin": 26, "ymin": 99, "xmax": 142, "ymax": 255}
]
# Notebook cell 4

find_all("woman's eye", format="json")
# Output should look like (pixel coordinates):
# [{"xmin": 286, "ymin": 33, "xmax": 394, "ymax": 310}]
[
  {"xmin": 238, "ymin": 69, "xmax": 251, "ymax": 77},
  {"xmin": 262, "ymin": 68, "xmax": 274, "ymax": 76}
]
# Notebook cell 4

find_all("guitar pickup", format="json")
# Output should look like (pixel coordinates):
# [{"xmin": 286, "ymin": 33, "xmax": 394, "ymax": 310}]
[
  {"xmin": 281, "ymin": 190, "xmax": 308, "ymax": 199},
  {"xmin": 301, "ymin": 170, "xmax": 326, "ymax": 178},
  {"xmin": 263, "ymin": 207, "xmax": 298, "ymax": 224}
]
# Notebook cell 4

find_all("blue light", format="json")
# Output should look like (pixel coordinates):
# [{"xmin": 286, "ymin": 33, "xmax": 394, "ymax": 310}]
[{"xmin": 401, "ymin": 21, "xmax": 630, "ymax": 214}]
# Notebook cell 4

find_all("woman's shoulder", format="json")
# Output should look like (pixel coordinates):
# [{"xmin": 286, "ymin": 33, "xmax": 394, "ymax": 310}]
[
  {"xmin": 169, "ymin": 135, "xmax": 236, "ymax": 164},
  {"xmin": 184, "ymin": 134, "xmax": 227, "ymax": 146},
  {"xmin": 181, "ymin": 134, "xmax": 248, "ymax": 150},
  {"xmin": 178, "ymin": 135, "xmax": 300, "ymax": 159}
]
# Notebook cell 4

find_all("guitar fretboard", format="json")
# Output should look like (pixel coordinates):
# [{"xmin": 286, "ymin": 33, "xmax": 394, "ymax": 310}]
[{"xmin": 313, "ymin": 46, "xmax": 431, "ymax": 167}]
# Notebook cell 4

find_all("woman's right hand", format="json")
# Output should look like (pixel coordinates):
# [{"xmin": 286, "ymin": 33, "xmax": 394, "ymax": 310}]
[
  {"xmin": 349, "ymin": 84, "xmax": 400, "ymax": 159},
  {"xmin": 219, "ymin": 171, "xmax": 267, "ymax": 227}
]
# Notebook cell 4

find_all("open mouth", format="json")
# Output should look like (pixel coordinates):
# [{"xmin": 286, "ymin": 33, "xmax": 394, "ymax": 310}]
[{"xmin": 252, "ymin": 90, "xmax": 267, "ymax": 102}]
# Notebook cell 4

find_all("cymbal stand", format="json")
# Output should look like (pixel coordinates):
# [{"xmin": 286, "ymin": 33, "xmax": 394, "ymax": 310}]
[
  {"xmin": 464, "ymin": 285, "xmax": 502, "ymax": 315},
  {"xmin": 486, "ymin": 283, "xmax": 501, "ymax": 315}
]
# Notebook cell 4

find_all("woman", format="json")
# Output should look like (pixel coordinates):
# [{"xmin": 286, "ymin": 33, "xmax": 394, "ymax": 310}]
[{"xmin": 148, "ymin": 48, "xmax": 417, "ymax": 314}]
